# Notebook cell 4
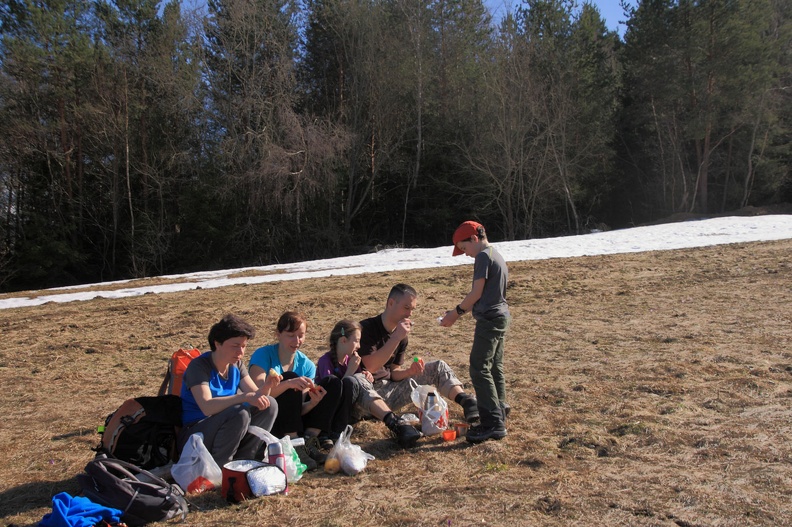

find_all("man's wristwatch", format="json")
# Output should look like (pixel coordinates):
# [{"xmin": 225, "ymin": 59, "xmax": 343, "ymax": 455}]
[{"xmin": 455, "ymin": 304, "xmax": 466, "ymax": 316}]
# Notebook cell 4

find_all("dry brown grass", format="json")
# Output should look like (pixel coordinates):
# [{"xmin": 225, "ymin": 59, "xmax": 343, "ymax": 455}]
[{"xmin": 1, "ymin": 239, "xmax": 791, "ymax": 527}]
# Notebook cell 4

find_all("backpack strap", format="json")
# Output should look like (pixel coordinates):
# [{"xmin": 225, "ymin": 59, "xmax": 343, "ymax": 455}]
[{"xmin": 158, "ymin": 366, "xmax": 171, "ymax": 397}]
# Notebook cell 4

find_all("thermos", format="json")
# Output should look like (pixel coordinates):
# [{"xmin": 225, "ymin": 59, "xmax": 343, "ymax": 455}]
[
  {"xmin": 267, "ymin": 441, "xmax": 287, "ymax": 476},
  {"xmin": 424, "ymin": 392, "xmax": 437, "ymax": 412}
]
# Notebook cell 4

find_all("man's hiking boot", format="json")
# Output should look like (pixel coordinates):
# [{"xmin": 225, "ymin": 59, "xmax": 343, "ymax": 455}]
[
  {"xmin": 466, "ymin": 423, "xmax": 507, "ymax": 444},
  {"xmin": 460, "ymin": 395, "xmax": 480, "ymax": 424},
  {"xmin": 384, "ymin": 412, "xmax": 422, "ymax": 448}
]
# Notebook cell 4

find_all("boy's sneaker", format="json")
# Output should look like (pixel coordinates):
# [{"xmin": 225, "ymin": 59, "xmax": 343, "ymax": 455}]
[
  {"xmin": 304, "ymin": 435, "xmax": 328, "ymax": 464},
  {"xmin": 384, "ymin": 413, "xmax": 422, "ymax": 448},
  {"xmin": 461, "ymin": 396, "xmax": 480, "ymax": 424},
  {"xmin": 466, "ymin": 423, "xmax": 507, "ymax": 444}
]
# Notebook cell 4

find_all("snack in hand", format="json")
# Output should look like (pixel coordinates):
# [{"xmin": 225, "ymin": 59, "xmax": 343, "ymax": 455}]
[{"xmin": 268, "ymin": 368, "xmax": 279, "ymax": 378}]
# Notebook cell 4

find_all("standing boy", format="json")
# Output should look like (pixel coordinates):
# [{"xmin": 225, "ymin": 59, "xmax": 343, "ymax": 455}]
[{"xmin": 440, "ymin": 221, "xmax": 510, "ymax": 443}]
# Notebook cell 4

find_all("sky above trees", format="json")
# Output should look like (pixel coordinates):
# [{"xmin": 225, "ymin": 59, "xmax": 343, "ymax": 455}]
[{"xmin": 486, "ymin": 0, "xmax": 635, "ymax": 34}]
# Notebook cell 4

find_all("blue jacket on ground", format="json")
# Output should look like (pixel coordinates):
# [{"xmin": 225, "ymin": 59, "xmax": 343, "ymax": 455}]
[{"xmin": 39, "ymin": 492, "xmax": 122, "ymax": 527}]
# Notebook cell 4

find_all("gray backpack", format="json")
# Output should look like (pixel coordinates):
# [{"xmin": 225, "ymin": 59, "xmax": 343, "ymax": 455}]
[{"xmin": 77, "ymin": 456, "xmax": 189, "ymax": 526}]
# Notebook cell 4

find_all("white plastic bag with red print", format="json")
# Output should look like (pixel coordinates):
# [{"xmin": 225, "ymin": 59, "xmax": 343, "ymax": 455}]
[{"xmin": 409, "ymin": 379, "xmax": 448, "ymax": 436}]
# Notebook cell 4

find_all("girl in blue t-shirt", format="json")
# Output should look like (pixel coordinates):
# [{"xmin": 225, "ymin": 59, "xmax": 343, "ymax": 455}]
[
  {"xmin": 177, "ymin": 314, "xmax": 279, "ymax": 467},
  {"xmin": 249, "ymin": 311, "xmax": 343, "ymax": 466}
]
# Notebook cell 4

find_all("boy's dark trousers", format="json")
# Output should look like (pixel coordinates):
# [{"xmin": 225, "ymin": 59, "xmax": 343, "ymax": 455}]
[{"xmin": 469, "ymin": 315, "xmax": 510, "ymax": 428}]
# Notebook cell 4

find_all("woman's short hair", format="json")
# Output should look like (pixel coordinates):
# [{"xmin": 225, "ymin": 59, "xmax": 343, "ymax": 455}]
[{"xmin": 207, "ymin": 314, "xmax": 256, "ymax": 351}]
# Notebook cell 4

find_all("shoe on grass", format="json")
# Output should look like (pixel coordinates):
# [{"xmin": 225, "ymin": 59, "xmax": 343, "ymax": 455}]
[
  {"xmin": 466, "ymin": 423, "xmax": 507, "ymax": 444},
  {"xmin": 384, "ymin": 412, "xmax": 422, "ymax": 448},
  {"xmin": 304, "ymin": 435, "xmax": 328, "ymax": 464},
  {"xmin": 294, "ymin": 443, "xmax": 318, "ymax": 471}
]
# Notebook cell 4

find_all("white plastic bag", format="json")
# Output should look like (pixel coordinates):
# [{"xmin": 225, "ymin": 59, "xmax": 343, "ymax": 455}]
[
  {"xmin": 247, "ymin": 425, "xmax": 278, "ymax": 448},
  {"xmin": 172, "ymin": 432, "xmax": 222, "ymax": 494},
  {"xmin": 409, "ymin": 379, "xmax": 449, "ymax": 436},
  {"xmin": 326, "ymin": 425, "xmax": 375, "ymax": 476},
  {"xmin": 409, "ymin": 378, "xmax": 435, "ymax": 409}
]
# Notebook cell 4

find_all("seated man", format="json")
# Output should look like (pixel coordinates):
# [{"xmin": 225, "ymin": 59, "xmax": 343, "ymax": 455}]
[{"xmin": 356, "ymin": 283, "xmax": 479, "ymax": 447}]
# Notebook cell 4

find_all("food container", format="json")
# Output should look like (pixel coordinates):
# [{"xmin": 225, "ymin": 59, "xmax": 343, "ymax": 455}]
[
  {"xmin": 454, "ymin": 422, "xmax": 469, "ymax": 437},
  {"xmin": 222, "ymin": 460, "xmax": 263, "ymax": 503},
  {"xmin": 442, "ymin": 429, "xmax": 457, "ymax": 441},
  {"xmin": 401, "ymin": 413, "xmax": 420, "ymax": 426},
  {"xmin": 221, "ymin": 460, "xmax": 287, "ymax": 503}
]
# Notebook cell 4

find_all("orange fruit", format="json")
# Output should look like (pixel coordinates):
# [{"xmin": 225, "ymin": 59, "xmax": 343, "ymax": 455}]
[{"xmin": 324, "ymin": 457, "xmax": 341, "ymax": 474}]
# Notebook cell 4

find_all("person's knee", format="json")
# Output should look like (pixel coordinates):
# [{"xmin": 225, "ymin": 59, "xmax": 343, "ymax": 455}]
[
  {"xmin": 469, "ymin": 350, "xmax": 491, "ymax": 371},
  {"xmin": 469, "ymin": 364, "xmax": 490, "ymax": 382},
  {"xmin": 433, "ymin": 359, "xmax": 450, "ymax": 370},
  {"xmin": 342, "ymin": 376, "xmax": 361, "ymax": 397},
  {"xmin": 231, "ymin": 406, "xmax": 252, "ymax": 428},
  {"xmin": 425, "ymin": 359, "xmax": 448, "ymax": 375},
  {"xmin": 322, "ymin": 375, "xmax": 343, "ymax": 396},
  {"xmin": 277, "ymin": 387, "xmax": 303, "ymax": 411},
  {"xmin": 250, "ymin": 397, "xmax": 278, "ymax": 428}
]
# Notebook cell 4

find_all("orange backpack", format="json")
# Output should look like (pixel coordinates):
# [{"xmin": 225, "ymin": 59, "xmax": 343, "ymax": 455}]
[{"xmin": 158, "ymin": 348, "xmax": 202, "ymax": 397}]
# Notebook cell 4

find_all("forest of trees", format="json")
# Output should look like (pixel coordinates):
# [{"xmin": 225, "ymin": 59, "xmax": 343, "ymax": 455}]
[{"xmin": 0, "ymin": 0, "xmax": 789, "ymax": 292}]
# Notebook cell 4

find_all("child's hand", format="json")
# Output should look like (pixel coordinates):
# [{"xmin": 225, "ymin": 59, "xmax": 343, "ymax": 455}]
[
  {"xmin": 290, "ymin": 376, "xmax": 315, "ymax": 392},
  {"xmin": 347, "ymin": 350, "xmax": 363, "ymax": 370},
  {"xmin": 439, "ymin": 310, "xmax": 458, "ymax": 327},
  {"xmin": 307, "ymin": 384, "xmax": 326, "ymax": 402}
]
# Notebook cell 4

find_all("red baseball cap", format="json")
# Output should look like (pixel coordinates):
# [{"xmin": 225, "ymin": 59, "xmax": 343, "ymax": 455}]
[{"xmin": 452, "ymin": 221, "xmax": 483, "ymax": 256}]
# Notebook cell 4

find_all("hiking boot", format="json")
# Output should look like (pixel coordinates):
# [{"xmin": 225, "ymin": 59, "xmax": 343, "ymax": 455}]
[
  {"xmin": 460, "ymin": 396, "xmax": 480, "ymax": 424},
  {"xmin": 384, "ymin": 412, "xmax": 422, "ymax": 448},
  {"xmin": 466, "ymin": 423, "xmax": 507, "ymax": 444},
  {"xmin": 304, "ymin": 435, "xmax": 328, "ymax": 464},
  {"xmin": 294, "ymin": 443, "xmax": 318, "ymax": 471}
]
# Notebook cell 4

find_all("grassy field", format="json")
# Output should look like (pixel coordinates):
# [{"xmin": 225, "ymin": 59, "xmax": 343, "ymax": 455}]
[{"xmin": 1, "ymin": 238, "xmax": 791, "ymax": 526}]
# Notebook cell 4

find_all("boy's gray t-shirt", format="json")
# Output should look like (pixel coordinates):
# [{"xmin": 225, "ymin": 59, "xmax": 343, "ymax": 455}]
[{"xmin": 472, "ymin": 245, "xmax": 510, "ymax": 321}]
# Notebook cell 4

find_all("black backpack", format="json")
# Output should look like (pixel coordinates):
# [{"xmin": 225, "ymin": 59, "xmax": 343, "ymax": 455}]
[
  {"xmin": 77, "ymin": 456, "xmax": 189, "ymax": 526},
  {"xmin": 94, "ymin": 395, "xmax": 183, "ymax": 470}
]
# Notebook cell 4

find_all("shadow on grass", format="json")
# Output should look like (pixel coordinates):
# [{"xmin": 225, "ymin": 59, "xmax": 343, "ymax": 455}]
[
  {"xmin": 361, "ymin": 435, "xmax": 475, "ymax": 459},
  {"xmin": 0, "ymin": 476, "xmax": 81, "ymax": 526},
  {"xmin": 0, "ymin": 474, "xmax": 233, "ymax": 526}
]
